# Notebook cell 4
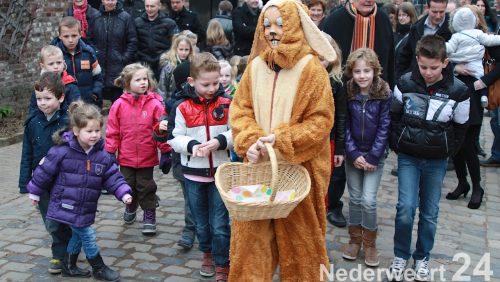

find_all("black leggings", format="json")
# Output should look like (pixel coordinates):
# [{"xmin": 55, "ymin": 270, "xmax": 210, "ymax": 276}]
[{"xmin": 453, "ymin": 124, "xmax": 481, "ymax": 184}]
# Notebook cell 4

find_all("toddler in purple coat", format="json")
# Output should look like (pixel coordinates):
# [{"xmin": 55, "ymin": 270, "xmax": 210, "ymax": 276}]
[{"xmin": 27, "ymin": 101, "xmax": 132, "ymax": 282}]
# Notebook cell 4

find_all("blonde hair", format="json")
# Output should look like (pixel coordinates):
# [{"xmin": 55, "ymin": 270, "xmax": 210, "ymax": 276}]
[
  {"xmin": 465, "ymin": 4, "xmax": 489, "ymax": 33},
  {"xmin": 345, "ymin": 48, "xmax": 382, "ymax": 78},
  {"xmin": 159, "ymin": 35, "xmax": 194, "ymax": 68},
  {"xmin": 190, "ymin": 52, "xmax": 220, "ymax": 79},
  {"xmin": 114, "ymin": 63, "xmax": 157, "ymax": 92},
  {"xmin": 206, "ymin": 19, "xmax": 229, "ymax": 46},
  {"xmin": 39, "ymin": 45, "xmax": 63, "ymax": 63},
  {"xmin": 229, "ymin": 55, "xmax": 249, "ymax": 78},
  {"xmin": 320, "ymin": 32, "xmax": 343, "ymax": 83},
  {"xmin": 68, "ymin": 101, "xmax": 103, "ymax": 129},
  {"xmin": 219, "ymin": 60, "xmax": 237, "ymax": 87}
]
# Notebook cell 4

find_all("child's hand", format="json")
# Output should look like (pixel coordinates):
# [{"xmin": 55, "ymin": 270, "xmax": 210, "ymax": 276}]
[
  {"xmin": 334, "ymin": 155, "xmax": 344, "ymax": 167},
  {"xmin": 31, "ymin": 199, "xmax": 39, "ymax": 206},
  {"xmin": 353, "ymin": 156, "xmax": 367, "ymax": 170},
  {"xmin": 364, "ymin": 163, "xmax": 377, "ymax": 172},
  {"xmin": 159, "ymin": 120, "xmax": 168, "ymax": 132},
  {"xmin": 198, "ymin": 139, "xmax": 220, "ymax": 154},
  {"xmin": 474, "ymin": 79, "xmax": 487, "ymax": 91},
  {"xmin": 246, "ymin": 143, "xmax": 261, "ymax": 163},
  {"xmin": 256, "ymin": 134, "xmax": 276, "ymax": 151},
  {"xmin": 122, "ymin": 194, "xmax": 132, "ymax": 204},
  {"xmin": 192, "ymin": 144, "xmax": 204, "ymax": 158}
]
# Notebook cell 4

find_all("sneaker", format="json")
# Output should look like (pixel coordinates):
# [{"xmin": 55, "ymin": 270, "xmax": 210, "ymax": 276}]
[
  {"xmin": 388, "ymin": 257, "xmax": 407, "ymax": 281},
  {"xmin": 48, "ymin": 258, "xmax": 62, "ymax": 274},
  {"xmin": 481, "ymin": 96, "xmax": 488, "ymax": 108},
  {"xmin": 200, "ymin": 252, "xmax": 215, "ymax": 277},
  {"xmin": 215, "ymin": 266, "xmax": 229, "ymax": 282},
  {"xmin": 123, "ymin": 204, "xmax": 137, "ymax": 225},
  {"xmin": 414, "ymin": 258, "xmax": 430, "ymax": 281}
]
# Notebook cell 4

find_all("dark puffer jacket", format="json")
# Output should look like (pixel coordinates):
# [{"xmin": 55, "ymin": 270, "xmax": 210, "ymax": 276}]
[
  {"xmin": 19, "ymin": 107, "xmax": 69, "ymax": 192},
  {"xmin": 345, "ymin": 78, "xmax": 391, "ymax": 166},
  {"xmin": 51, "ymin": 37, "xmax": 103, "ymax": 105},
  {"xmin": 206, "ymin": 43, "xmax": 233, "ymax": 60},
  {"xmin": 89, "ymin": 2, "xmax": 137, "ymax": 87},
  {"xmin": 135, "ymin": 11, "xmax": 179, "ymax": 75},
  {"xmin": 213, "ymin": 14, "xmax": 233, "ymax": 43},
  {"xmin": 390, "ymin": 64, "xmax": 470, "ymax": 159},
  {"xmin": 170, "ymin": 7, "xmax": 204, "ymax": 45},
  {"xmin": 232, "ymin": 2, "xmax": 260, "ymax": 56},
  {"xmin": 27, "ymin": 131, "xmax": 131, "ymax": 228}
]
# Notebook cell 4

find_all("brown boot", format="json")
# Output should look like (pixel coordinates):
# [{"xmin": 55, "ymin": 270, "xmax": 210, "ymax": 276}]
[
  {"xmin": 342, "ymin": 225, "xmax": 362, "ymax": 260},
  {"xmin": 362, "ymin": 228, "xmax": 379, "ymax": 267}
]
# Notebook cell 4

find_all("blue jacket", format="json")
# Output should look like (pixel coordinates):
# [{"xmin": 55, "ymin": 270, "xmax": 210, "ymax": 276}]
[
  {"xmin": 29, "ymin": 71, "xmax": 81, "ymax": 116},
  {"xmin": 19, "ymin": 107, "xmax": 69, "ymax": 191},
  {"xmin": 51, "ymin": 37, "xmax": 103, "ymax": 105},
  {"xmin": 27, "ymin": 131, "xmax": 131, "ymax": 227},
  {"xmin": 345, "ymin": 78, "xmax": 391, "ymax": 166}
]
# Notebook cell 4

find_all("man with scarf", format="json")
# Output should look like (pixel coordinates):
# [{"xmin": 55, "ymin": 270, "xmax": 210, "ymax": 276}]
[
  {"xmin": 65, "ymin": 0, "xmax": 100, "ymax": 39},
  {"xmin": 320, "ymin": 0, "xmax": 394, "ymax": 232}
]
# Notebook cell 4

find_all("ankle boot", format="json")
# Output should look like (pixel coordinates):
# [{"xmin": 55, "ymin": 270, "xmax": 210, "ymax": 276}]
[
  {"xmin": 446, "ymin": 180, "xmax": 470, "ymax": 200},
  {"xmin": 362, "ymin": 228, "xmax": 379, "ymax": 267},
  {"xmin": 61, "ymin": 253, "xmax": 91, "ymax": 277},
  {"xmin": 87, "ymin": 253, "xmax": 120, "ymax": 282},
  {"xmin": 467, "ymin": 184, "xmax": 484, "ymax": 209},
  {"xmin": 342, "ymin": 225, "xmax": 362, "ymax": 260},
  {"xmin": 142, "ymin": 208, "xmax": 157, "ymax": 235},
  {"xmin": 123, "ymin": 201, "xmax": 138, "ymax": 224}
]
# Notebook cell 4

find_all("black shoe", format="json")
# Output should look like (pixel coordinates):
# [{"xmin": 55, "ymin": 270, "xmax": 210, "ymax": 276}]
[
  {"xmin": 61, "ymin": 253, "xmax": 91, "ymax": 277},
  {"xmin": 467, "ymin": 185, "xmax": 484, "ymax": 209},
  {"xmin": 446, "ymin": 181, "xmax": 470, "ymax": 200},
  {"xmin": 477, "ymin": 147, "xmax": 487, "ymax": 158},
  {"xmin": 480, "ymin": 158, "xmax": 500, "ymax": 167},
  {"xmin": 327, "ymin": 208, "xmax": 347, "ymax": 227},
  {"xmin": 87, "ymin": 253, "xmax": 120, "ymax": 282}
]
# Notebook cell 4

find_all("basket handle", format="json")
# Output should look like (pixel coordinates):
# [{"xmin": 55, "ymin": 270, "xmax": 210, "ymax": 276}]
[{"xmin": 264, "ymin": 142, "xmax": 279, "ymax": 202}]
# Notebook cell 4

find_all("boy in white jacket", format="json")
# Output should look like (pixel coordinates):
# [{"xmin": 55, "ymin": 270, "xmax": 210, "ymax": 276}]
[{"xmin": 447, "ymin": 6, "xmax": 500, "ymax": 107}]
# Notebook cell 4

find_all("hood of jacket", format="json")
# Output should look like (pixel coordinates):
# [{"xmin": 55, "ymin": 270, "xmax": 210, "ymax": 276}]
[
  {"xmin": 452, "ymin": 7, "xmax": 476, "ymax": 32},
  {"xmin": 52, "ymin": 129, "xmax": 104, "ymax": 151}
]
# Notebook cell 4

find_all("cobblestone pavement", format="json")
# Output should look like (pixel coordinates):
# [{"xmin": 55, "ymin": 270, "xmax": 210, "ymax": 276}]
[{"xmin": 0, "ymin": 118, "xmax": 499, "ymax": 282}]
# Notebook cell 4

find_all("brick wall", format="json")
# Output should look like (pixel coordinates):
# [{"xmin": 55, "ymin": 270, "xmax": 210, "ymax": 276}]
[{"xmin": 0, "ymin": 0, "xmax": 66, "ymax": 103}]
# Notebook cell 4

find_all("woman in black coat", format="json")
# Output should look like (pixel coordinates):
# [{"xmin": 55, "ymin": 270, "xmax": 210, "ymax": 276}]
[{"xmin": 88, "ymin": 0, "xmax": 137, "ymax": 103}]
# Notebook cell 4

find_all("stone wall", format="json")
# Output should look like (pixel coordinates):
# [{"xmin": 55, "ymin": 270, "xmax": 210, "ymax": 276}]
[{"xmin": 0, "ymin": 0, "xmax": 66, "ymax": 104}]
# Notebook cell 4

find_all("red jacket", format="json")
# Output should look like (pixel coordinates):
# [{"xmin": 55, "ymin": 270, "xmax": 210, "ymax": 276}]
[{"xmin": 105, "ymin": 91, "xmax": 171, "ymax": 168}]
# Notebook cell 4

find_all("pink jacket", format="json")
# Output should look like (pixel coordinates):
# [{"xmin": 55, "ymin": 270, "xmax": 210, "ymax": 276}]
[{"xmin": 105, "ymin": 91, "xmax": 171, "ymax": 168}]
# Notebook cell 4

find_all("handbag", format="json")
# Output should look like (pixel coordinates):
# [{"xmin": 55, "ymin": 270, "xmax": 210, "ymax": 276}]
[{"xmin": 483, "ymin": 50, "xmax": 500, "ymax": 110}]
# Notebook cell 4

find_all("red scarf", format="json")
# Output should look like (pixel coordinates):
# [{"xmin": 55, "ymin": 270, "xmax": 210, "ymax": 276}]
[
  {"xmin": 347, "ymin": 3, "xmax": 377, "ymax": 51},
  {"xmin": 73, "ymin": 0, "xmax": 89, "ymax": 38}
]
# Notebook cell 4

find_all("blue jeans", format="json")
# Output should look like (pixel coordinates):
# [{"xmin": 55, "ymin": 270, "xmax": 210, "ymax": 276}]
[
  {"xmin": 179, "ymin": 181, "xmax": 196, "ymax": 243},
  {"xmin": 345, "ymin": 158, "xmax": 385, "ymax": 230},
  {"xmin": 490, "ymin": 108, "xmax": 500, "ymax": 161},
  {"xmin": 184, "ymin": 178, "xmax": 230, "ymax": 267},
  {"xmin": 67, "ymin": 226, "xmax": 99, "ymax": 259},
  {"xmin": 38, "ymin": 192, "xmax": 72, "ymax": 260},
  {"xmin": 394, "ymin": 153, "xmax": 447, "ymax": 261}
]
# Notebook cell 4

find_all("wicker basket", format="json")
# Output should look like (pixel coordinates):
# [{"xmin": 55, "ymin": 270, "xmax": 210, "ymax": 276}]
[{"xmin": 215, "ymin": 143, "xmax": 311, "ymax": 221}]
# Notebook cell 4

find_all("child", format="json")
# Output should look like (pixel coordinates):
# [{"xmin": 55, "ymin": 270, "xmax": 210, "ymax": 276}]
[
  {"xmin": 105, "ymin": 63, "xmax": 171, "ymax": 235},
  {"xmin": 206, "ymin": 19, "xmax": 233, "ymax": 60},
  {"xmin": 389, "ymin": 35, "xmax": 470, "ymax": 281},
  {"xmin": 166, "ymin": 52, "xmax": 232, "ymax": 281},
  {"xmin": 29, "ymin": 46, "xmax": 81, "ymax": 115},
  {"xmin": 158, "ymin": 35, "xmax": 195, "ymax": 101},
  {"xmin": 229, "ymin": 55, "xmax": 248, "ymax": 83},
  {"xmin": 18, "ymin": 72, "xmax": 82, "ymax": 276},
  {"xmin": 179, "ymin": 29, "xmax": 200, "ymax": 52},
  {"xmin": 219, "ymin": 60, "xmax": 237, "ymax": 96},
  {"xmin": 341, "ymin": 48, "xmax": 391, "ymax": 267},
  {"xmin": 52, "ymin": 16, "xmax": 103, "ymax": 107},
  {"xmin": 446, "ymin": 6, "xmax": 500, "ymax": 107},
  {"xmin": 27, "ymin": 101, "xmax": 132, "ymax": 282}
]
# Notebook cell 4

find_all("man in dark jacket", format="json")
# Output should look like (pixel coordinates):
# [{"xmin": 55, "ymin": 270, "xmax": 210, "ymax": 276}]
[
  {"xmin": 232, "ymin": 0, "xmax": 260, "ymax": 56},
  {"xmin": 320, "ymin": 0, "xmax": 395, "ymax": 228},
  {"xmin": 395, "ymin": 0, "xmax": 451, "ymax": 79},
  {"xmin": 169, "ymin": 0, "xmax": 204, "ymax": 47},
  {"xmin": 213, "ymin": 0, "xmax": 234, "ymax": 44},
  {"xmin": 89, "ymin": 0, "xmax": 137, "ymax": 103},
  {"xmin": 135, "ymin": 0, "xmax": 178, "ymax": 80}
]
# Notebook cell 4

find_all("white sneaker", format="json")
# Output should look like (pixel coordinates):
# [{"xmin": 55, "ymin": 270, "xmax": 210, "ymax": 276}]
[
  {"xmin": 388, "ymin": 257, "xmax": 407, "ymax": 281},
  {"xmin": 481, "ymin": 96, "xmax": 488, "ymax": 108},
  {"xmin": 414, "ymin": 258, "xmax": 430, "ymax": 281}
]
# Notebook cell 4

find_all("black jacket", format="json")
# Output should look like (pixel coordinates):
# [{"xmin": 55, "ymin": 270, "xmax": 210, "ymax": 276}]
[
  {"xmin": 135, "ymin": 12, "xmax": 178, "ymax": 71},
  {"xmin": 89, "ymin": 2, "xmax": 138, "ymax": 87},
  {"xmin": 232, "ymin": 3, "xmax": 260, "ymax": 56},
  {"xmin": 395, "ymin": 14, "xmax": 452, "ymax": 79},
  {"xmin": 65, "ymin": 5, "xmax": 100, "ymax": 39},
  {"xmin": 206, "ymin": 43, "xmax": 233, "ymax": 61},
  {"xmin": 214, "ymin": 15, "xmax": 234, "ymax": 43},
  {"xmin": 170, "ymin": 7, "xmax": 204, "ymax": 45},
  {"xmin": 321, "ymin": 6, "xmax": 395, "ymax": 89},
  {"xmin": 390, "ymin": 64, "xmax": 470, "ymax": 158},
  {"xmin": 330, "ymin": 78, "xmax": 347, "ymax": 155}
]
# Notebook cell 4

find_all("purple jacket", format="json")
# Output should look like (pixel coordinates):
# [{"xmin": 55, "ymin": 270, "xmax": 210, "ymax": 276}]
[
  {"xmin": 345, "ymin": 78, "xmax": 391, "ymax": 166},
  {"xmin": 27, "ymin": 131, "xmax": 131, "ymax": 227}
]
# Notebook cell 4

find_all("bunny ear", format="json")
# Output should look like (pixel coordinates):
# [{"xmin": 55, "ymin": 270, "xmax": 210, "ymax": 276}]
[{"xmin": 248, "ymin": 0, "xmax": 336, "ymax": 64}]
